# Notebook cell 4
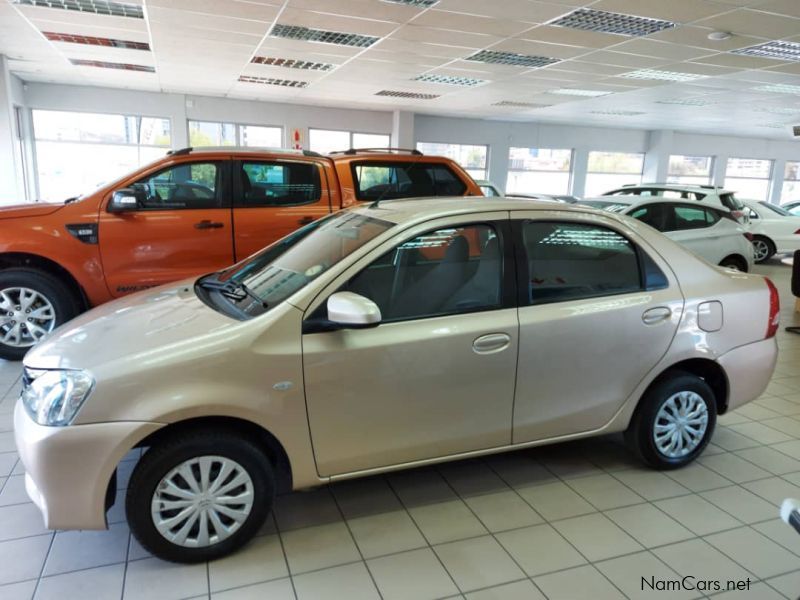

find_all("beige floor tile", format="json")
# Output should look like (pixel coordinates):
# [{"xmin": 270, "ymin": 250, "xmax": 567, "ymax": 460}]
[
  {"xmin": 439, "ymin": 460, "xmax": 509, "ymax": 498},
  {"xmin": 515, "ymin": 481, "xmax": 596, "ymax": 521},
  {"xmin": 705, "ymin": 526, "xmax": 800, "ymax": 579},
  {"xmin": 0, "ymin": 475, "xmax": 26, "ymax": 506},
  {"xmin": 741, "ymin": 475, "xmax": 800, "ymax": 505},
  {"xmin": 655, "ymin": 494, "xmax": 743, "ymax": 536},
  {"xmin": 605, "ymin": 503, "xmax": 694, "ymax": 548},
  {"xmin": 0, "ymin": 580, "xmax": 37, "ymax": 600},
  {"xmin": 712, "ymin": 581, "xmax": 785, "ymax": 599},
  {"xmin": 611, "ymin": 469, "xmax": 690, "ymax": 501},
  {"xmin": 0, "ymin": 534, "xmax": 52, "ymax": 585},
  {"xmin": 711, "ymin": 427, "xmax": 761, "ymax": 451},
  {"xmin": 484, "ymin": 453, "xmax": 557, "ymax": 488},
  {"xmin": 701, "ymin": 486, "xmax": 777, "ymax": 524},
  {"xmin": 698, "ymin": 453, "xmax": 772, "ymax": 483},
  {"xmin": 464, "ymin": 579, "xmax": 545, "ymax": 600},
  {"xmin": 718, "ymin": 411, "xmax": 754, "ymax": 426},
  {"xmin": 565, "ymin": 473, "xmax": 645, "ymax": 510},
  {"xmin": 434, "ymin": 535, "xmax": 524, "ymax": 592},
  {"xmin": 43, "ymin": 522, "xmax": 128, "ymax": 576},
  {"xmin": 766, "ymin": 570, "xmax": 800, "ymax": 599},
  {"xmin": 596, "ymin": 551, "xmax": 701, "ymax": 600},
  {"xmin": 533, "ymin": 565, "xmax": 625, "ymax": 600},
  {"xmin": 389, "ymin": 469, "xmax": 456, "ymax": 507},
  {"xmin": 756, "ymin": 397, "xmax": 800, "ymax": 417},
  {"xmin": 760, "ymin": 416, "xmax": 800, "ymax": 438},
  {"xmin": 281, "ymin": 521, "xmax": 361, "ymax": 574},
  {"xmin": 208, "ymin": 534, "xmax": 288, "ymax": 592},
  {"xmin": 0, "ymin": 432, "xmax": 16, "ymax": 453},
  {"xmin": 537, "ymin": 454, "xmax": 604, "ymax": 480},
  {"xmin": 332, "ymin": 477, "xmax": 403, "ymax": 519},
  {"xmin": 664, "ymin": 463, "xmax": 732, "ymax": 492},
  {"xmin": 463, "ymin": 490, "xmax": 543, "ymax": 532},
  {"xmin": 0, "ymin": 453, "xmax": 17, "ymax": 478},
  {"xmin": 0, "ymin": 503, "xmax": 50, "ymax": 541},
  {"xmin": 734, "ymin": 446, "xmax": 800, "ymax": 475},
  {"xmin": 653, "ymin": 539, "xmax": 753, "ymax": 583},
  {"xmin": 367, "ymin": 548, "xmax": 459, "ymax": 600},
  {"xmin": 293, "ymin": 562, "xmax": 379, "ymax": 600},
  {"xmin": 408, "ymin": 498, "xmax": 487, "ymax": 545},
  {"xmin": 273, "ymin": 488, "xmax": 342, "ymax": 531},
  {"xmin": 122, "ymin": 557, "xmax": 208, "ymax": 600},
  {"xmin": 36, "ymin": 563, "xmax": 125, "ymax": 600},
  {"xmin": 727, "ymin": 422, "xmax": 794, "ymax": 445},
  {"xmin": 211, "ymin": 578, "xmax": 294, "ymax": 600},
  {"xmin": 553, "ymin": 513, "xmax": 642, "ymax": 561},
  {"xmin": 752, "ymin": 519, "xmax": 800, "ymax": 557},
  {"xmin": 347, "ymin": 510, "xmax": 427, "ymax": 558},
  {"xmin": 730, "ymin": 404, "xmax": 781, "ymax": 421},
  {"xmin": 496, "ymin": 524, "xmax": 585, "ymax": 576}
]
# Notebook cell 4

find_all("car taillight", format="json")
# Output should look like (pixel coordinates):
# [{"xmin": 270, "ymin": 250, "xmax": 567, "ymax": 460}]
[
  {"xmin": 765, "ymin": 277, "xmax": 780, "ymax": 338},
  {"xmin": 794, "ymin": 229, "xmax": 800, "ymax": 235},
  {"xmin": 743, "ymin": 232, "xmax": 754, "ymax": 242}
]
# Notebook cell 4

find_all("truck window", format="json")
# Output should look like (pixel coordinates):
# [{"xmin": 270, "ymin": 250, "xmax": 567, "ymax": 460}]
[
  {"xmin": 351, "ymin": 161, "xmax": 467, "ymax": 201},
  {"xmin": 239, "ymin": 161, "xmax": 321, "ymax": 207}
]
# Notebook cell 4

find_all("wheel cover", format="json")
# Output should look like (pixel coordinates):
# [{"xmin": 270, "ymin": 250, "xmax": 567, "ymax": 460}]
[
  {"xmin": 0, "ymin": 287, "xmax": 56, "ymax": 348},
  {"xmin": 653, "ymin": 391, "xmax": 709, "ymax": 459},
  {"xmin": 151, "ymin": 455, "xmax": 254, "ymax": 548},
  {"xmin": 753, "ymin": 239, "xmax": 769, "ymax": 262}
]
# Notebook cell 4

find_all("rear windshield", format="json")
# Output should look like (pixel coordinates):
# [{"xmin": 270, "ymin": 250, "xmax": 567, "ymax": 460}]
[
  {"xmin": 352, "ymin": 161, "xmax": 467, "ymax": 201},
  {"xmin": 719, "ymin": 192, "xmax": 744, "ymax": 211},
  {"xmin": 759, "ymin": 202, "xmax": 792, "ymax": 216}
]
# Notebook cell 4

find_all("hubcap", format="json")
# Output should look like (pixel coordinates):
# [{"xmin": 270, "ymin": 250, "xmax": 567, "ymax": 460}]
[
  {"xmin": 151, "ymin": 456, "xmax": 254, "ymax": 548},
  {"xmin": 753, "ymin": 239, "xmax": 769, "ymax": 262},
  {"xmin": 0, "ymin": 287, "xmax": 56, "ymax": 348},
  {"xmin": 653, "ymin": 391, "xmax": 709, "ymax": 459}
]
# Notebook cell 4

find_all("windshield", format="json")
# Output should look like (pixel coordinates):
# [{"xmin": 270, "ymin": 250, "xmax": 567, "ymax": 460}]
[
  {"xmin": 759, "ymin": 202, "xmax": 792, "ymax": 217},
  {"xmin": 203, "ymin": 211, "xmax": 394, "ymax": 317}
]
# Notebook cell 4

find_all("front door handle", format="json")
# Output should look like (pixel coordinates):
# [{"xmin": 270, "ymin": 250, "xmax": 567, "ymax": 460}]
[
  {"xmin": 473, "ymin": 333, "xmax": 511, "ymax": 354},
  {"xmin": 194, "ymin": 220, "xmax": 224, "ymax": 230},
  {"xmin": 298, "ymin": 216, "xmax": 315, "ymax": 226},
  {"xmin": 642, "ymin": 307, "xmax": 672, "ymax": 325}
]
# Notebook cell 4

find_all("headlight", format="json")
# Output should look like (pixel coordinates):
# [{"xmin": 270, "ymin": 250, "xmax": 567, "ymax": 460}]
[{"xmin": 21, "ymin": 368, "xmax": 94, "ymax": 426}]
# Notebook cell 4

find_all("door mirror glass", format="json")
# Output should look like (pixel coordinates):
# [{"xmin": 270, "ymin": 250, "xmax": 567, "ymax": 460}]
[
  {"xmin": 327, "ymin": 292, "xmax": 381, "ymax": 328},
  {"xmin": 108, "ymin": 188, "xmax": 142, "ymax": 213}
]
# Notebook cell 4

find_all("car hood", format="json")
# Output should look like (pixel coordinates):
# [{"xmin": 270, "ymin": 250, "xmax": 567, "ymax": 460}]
[
  {"xmin": 0, "ymin": 203, "xmax": 64, "ymax": 220},
  {"xmin": 23, "ymin": 280, "xmax": 242, "ymax": 371}
]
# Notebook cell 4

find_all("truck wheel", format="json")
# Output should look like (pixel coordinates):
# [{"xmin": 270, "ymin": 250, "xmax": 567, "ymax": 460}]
[
  {"xmin": 126, "ymin": 429, "xmax": 274, "ymax": 563},
  {"xmin": 0, "ymin": 269, "xmax": 80, "ymax": 361}
]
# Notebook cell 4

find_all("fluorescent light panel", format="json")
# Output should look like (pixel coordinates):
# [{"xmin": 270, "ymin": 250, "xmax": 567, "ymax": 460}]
[
  {"xmin": 548, "ymin": 88, "xmax": 613, "ymax": 97},
  {"xmin": 376, "ymin": 90, "xmax": 440, "ymax": 99},
  {"xmin": 590, "ymin": 110, "xmax": 645, "ymax": 116},
  {"xmin": 413, "ymin": 73, "xmax": 486, "ymax": 86},
  {"xmin": 754, "ymin": 84, "xmax": 800, "ymax": 95},
  {"xmin": 755, "ymin": 106, "xmax": 800, "ymax": 115},
  {"xmin": 656, "ymin": 98, "xmax": 713, "ymax": 106},
  {"xmin": 492, "ymin": 101, "xmax": 552, "ymax": 108},
  {"xmin": 238, "ymin": 76, "xmax": 308, "ymax": 87},
  {"xmin": 43, "ymin": 31, "xmax": 149, "ymax": 50},
  {"xmin": 467, "ymin": 50, "xmax": 560, "ymax": 68},
  {"xmin": 70, "ymin": 58, "xmax": 154, "ymax": 72},
  {"xmin": 733, "ymin": 41, "xmax": 800, "ymax": 62},
  {"xmin": 251, "ymin": 56, "xmax": 335, "ymax": 71},
  {"xmin": 270, "ymin": 24, "xmax": 379, "ymax": 48},
  {"xmin": 382, "ymin": 0, "xmax": 438, "ymax": 6},
  {"xmin": 12, "ymin": 0, "xmax": 143, "ymax": 18},
  {"xmin": 622, "ymin": 69, "xmax": 705, "ymax": 82},
  {"xmin": 550, "ymin": 8, "xmax": 675, "ymax": 37}
]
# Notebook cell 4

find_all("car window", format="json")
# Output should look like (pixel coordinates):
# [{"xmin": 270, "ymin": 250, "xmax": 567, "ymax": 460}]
[
  {"xmin": 344, "ymin": 223, "xmax": 502, "ymax": 321},
  {"xmin": 629, "ymin": 204, "xmax": 669, "ymax": 231},
  {"xmin": 239, "ymin": 161, "xmax": 321, "ymax": 207},
  {"xmin": 131, "ymin": 162, "xmax": 220, "ymax": 210},
  {"xmin": 749, "ymin": 208, "xmax": 760, "ymax": 220},
  {"xmin": 351, "ymin": 161, "xmax": 467, "ymax": 201},
  {"xmin": 760, "ymin": 202, "xmax": 791, "ymax": 216},
  {"xmin": 521, "ymin": 221, "xmax": 642, "ymax": 305},
  {"xmin": 719, "ymin": 192, "xmax": 744, "ymax": 211},
  {"xmin": 670, "ymin": 205, "xmax": 717, "ymax": 231}
]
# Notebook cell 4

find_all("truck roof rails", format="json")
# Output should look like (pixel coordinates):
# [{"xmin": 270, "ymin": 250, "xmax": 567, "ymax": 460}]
[
  {"xmin": 330, "ymin": 148, "xmax": 423, "ymax": 156},
  {"xmin": 166, "ymin": 147, "xmax": 323, "ymax": 158}
]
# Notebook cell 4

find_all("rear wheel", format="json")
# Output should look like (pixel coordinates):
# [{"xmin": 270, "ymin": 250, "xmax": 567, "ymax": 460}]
[
  {"xmin": 752, "ymin": 236, "xmax": 775, "ymax": 263},
  {"xmin": 719, "ymin": 255, "xmax": 748, "ymax": 272},
  {"xmin": 0, "ymin": 269, "xmax": 80, "ymax": 361}
]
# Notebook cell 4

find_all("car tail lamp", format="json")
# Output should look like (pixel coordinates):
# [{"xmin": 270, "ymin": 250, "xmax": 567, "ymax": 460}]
[
  {"xmin": 743, "ymin": 232, "xmax": 754, "ymax": 242},
  {"xmin": 765, "ymin": 277, "xmax": 780, "ymax": 338},
  {"xmin": 795, "ymin": 228, "xmax": 800, "ymax": 235}
]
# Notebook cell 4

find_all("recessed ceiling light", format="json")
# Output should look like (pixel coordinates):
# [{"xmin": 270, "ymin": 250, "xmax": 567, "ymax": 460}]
[
  {"xmin": 270, "ymin": 24, "xmax": 379, "ymax": 48},
  {"xmin": 375, "ymin": 90, "xmax": 440, "ymax": 99},
  {"xmin": 70, "ymin": 58, "xmax": 154, "ymax": 72},
  {"xmin": 707, "ymin": 31, "xmax": 732, "ymax": 41},
  {"xmin": 12, "ymin": 0, "xmax": 143, "ymax": 18},
  {"xmin": 549, "ymin": 8, "xmax": 675, "ymax": 37},
  {"xmin": 621, "ymin": 69, "xmax": 706, "ymax": 82},
  {"xmin": 413, "ymin": 73, "xmax": 486, "ymax": 86},
  {"xmin": 548, "ymin": 88, "xmax": 613, "ymax": 97},
  {"xmin": 590, "ymin": 110, "xmax": 646, "ymax": 116},
  {"xmin": 733, "ymin": 41, "xmax": 800, "ymax": 62},
  {"xmin": 656, "ymin": 98, "xmax": 714, "ymax": 106},
  {"xmin": 251, "ymin": 56, "xmax": 335, "ymax": 71},
  {"xmin": 754, "ymin": 84, "xmax": 800, "ymax": 95},
  {"xmin": 492, "ymin": 101, "xmax": 552, "ymax": 108},
  {"xmin": 381, "ymin": 0, "xmax": 438, "ymax": 6},
  {"xmin": 466, "ymin": 50, "xmax": 560, "ymax": 68},
  {"xmin": 43, "ymin": 31, "xmax": 149, "ymax": 50},
  {"xmin": 238, "ymin": 75, "xmax": 308, "ymax": 87}
]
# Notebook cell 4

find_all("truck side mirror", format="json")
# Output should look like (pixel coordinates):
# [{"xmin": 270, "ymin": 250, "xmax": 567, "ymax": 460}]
[{"xmin": 108, "ymin": 189, "xmax": 141, "ymax": 213}]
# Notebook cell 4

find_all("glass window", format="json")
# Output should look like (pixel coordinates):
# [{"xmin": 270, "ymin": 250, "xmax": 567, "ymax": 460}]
[
  {"xmin": 345, "ymin": 224, "xmax": 501, "ymax": 321},
  {"xmin": 131, "ymin": 162, "xmax": 220, "ymax": 210},
  {"xmin": 416, "ymin": 142, "xmax": 488, "ymax": 179},
  {"xmin": 507, "ymin": 147, "xmax": 572, "ymax": 195},
  {"xmin": 667, "ymin": 155, "xmax": 713, "ymax": 186},
  {"xmin": 352, "ymin": 132, "xmax": 391, "ymax": 148},
  {"xmin": 309, "ymin": 129, "xmax": 350, "ymax": 154},
  {"xmin": 352, "ymin": 161, "xmax": 467, "ymax": 200},
  {"xmin": 240, "ymin": 125, "xmax": 282, "ymax": 147},
  {"xmin": 189, "ymin": 120, "xmax": 236, "ymax": 147},
  {"xmin": 781, "ymin": 160, "xmax": 800, "ymax": 203},
  {"xmin": 32, "ymin": 110, "xmax": 171, "ymax": 202},
  {"xmin": 629, "ymin": 204, "xmax": 669, "ymax": 231},
  {"xmin": 725, "ymin": 157, "xmax": 773, "ymax": 200},
  {"xmin": 670, "ymin": 205, "xmax": 719, "ymax": 231},
  {"xmin": 239, "ymin": 161, "xmax": 321, "ymax": 206},
  {"xmin": 522, "ymin": 221, "xmax": 641, "ymax": 305},
  {"xmin": 584, "ymin": 151, "xmax": 644, "ymax": 197}
]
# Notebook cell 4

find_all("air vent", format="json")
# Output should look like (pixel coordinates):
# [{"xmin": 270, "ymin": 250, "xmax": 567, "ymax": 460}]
[
  {"xmin": 466, "ymin": 50, "xmax": 560, "ymax": 68},
  {"xmin": 70, "ymin": 59, "xmax": 154, "ymax": 72},
  {"xmin": 43, "ymin": 31, "xmax": 149, "ymax": 50},
  {"xmin": 413, "ymin": 73, "xmax": 486, "ymax": 86},
  {"xmin": 550, "ymin": 8, "xmax": 675, "ymax": 37},
  {"xmin": 548, "ymin": 88, "xmax": 613, "ymax": 97},
  {"xmin": 656, "ymin": 98, "xmax": 713, "ymax": 106},
  {"xmin": 754, "ymin": 84, "xmax": 800, "ymax": 95},
  {"xmin": 238, "ymin": 75, "xmax": 308, "ymax": 87},
  {"xmin": 251, "ymin": 56, "xmax": 335, "ymax": 71},
  {"xmin": 621, "ymin": 69, "xmax": 706, "ymax": 82},
  {"xmin": 733, "ymin": 41, "xmax": 800, "ymax": 62},
  {"xmin": 492, "ymin": 101, "xmax": 552, "ymax": 108},
  {"xmin": 590, "ymin": 110, "xmax": 645, "ymax": 116},
  {"xmin": 375, "ymin": 90, "xmax": 440, "ymax": 99},
  {"xmin": 12, "ymin": 0, "xmax": 143, "ymax": 18},
  {"xmin": 270, "ymin": 24, "xmax": 379, "ymax": 48},
  {"xmin": 382, "ymin": 0, "xmax": 438, "ymax": 6}
]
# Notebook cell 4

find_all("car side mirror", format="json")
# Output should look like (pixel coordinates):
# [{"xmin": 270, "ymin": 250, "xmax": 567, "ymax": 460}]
[
  {"xmin": 108, "ymin": 188, "xmax": 141, "ymax": 213},
  {"xmin": 327, "ymin": 292, "xmax": 381, "ymax": 328}
]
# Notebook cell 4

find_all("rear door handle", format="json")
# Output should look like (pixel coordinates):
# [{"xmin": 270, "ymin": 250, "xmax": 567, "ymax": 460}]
[
  {"xmin": 473, "ymin": 333, "xmax": 511, "ymax": 354},
  {"xmin": 642, "ymin": 307, "xmax": 672, "ymax": 325},
  {"xmin": 194, "ymin": 220, "xmax": 224, "ymax": 230}
]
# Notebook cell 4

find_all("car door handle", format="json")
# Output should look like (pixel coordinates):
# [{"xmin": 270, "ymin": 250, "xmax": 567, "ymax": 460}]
[
  {"xmin": 298, "ymin": 216, "xmax": 315, "ymax": 225},
  {"xmin": 473, "ymin": 333, "xmax": 511, "ymax": 354},
  {"xmin": 642, "ymin": 307, "xmax": 672, "ymax": 325},
  {"xmin": 194, "ymin": 220, "xmax": 224, "ymax": 230}
]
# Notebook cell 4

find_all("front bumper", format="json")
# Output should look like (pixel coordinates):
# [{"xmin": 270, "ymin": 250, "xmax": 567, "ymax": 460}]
[
  {"xmin": 718, "ymin": 337, "xmax": 778, "ymax": 412},
  {"xmin": 13, "ymin": 400, "xmax": 161, "ymax": 530}
]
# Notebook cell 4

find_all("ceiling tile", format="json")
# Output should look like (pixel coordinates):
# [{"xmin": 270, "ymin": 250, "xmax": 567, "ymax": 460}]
[
  {"xmin": 489, "ymin": 38, "xmax": 589, "ymax": 59},
  {"xmin": 648, "ymin": 25, "xmax": 768, "ymax": 51},
  {"xmin": 752, "ymin": 0, "xmax": 800, "ymax": 18},
  {"xmin": 390, "ymin": 24, "xmax": 502, "ymax": 49},
  {"xmin": 612, "ymin": 39, "xmax": 716, "ymax": 61},
  {"xmin": 277, "ymin": 7, "xmax": 399, "ymax": 36},
  {"xmin": 578, "ymin": 50, "xmax": 674, "ymax": 68},
  {"xmin": 432, "ymin": 0, "xmax": 571, "ymax": 23},
  {"xmin": 590, "ymin": 0, "xmax": 732, "ymax": 23},
  {"xmin": 693, "ymin": 52, "xmax": 788, "ymax": 68},
  {"xmin": 520, "ymin": 25, "xmax": 625, "ymax": 49},
  {"xmin": 288, "ymin": 0, "xmax": 422, "ymax": 22},
  {"xmin": 410, "ymin": 9, "xmax": 533, "ymax": 37}
]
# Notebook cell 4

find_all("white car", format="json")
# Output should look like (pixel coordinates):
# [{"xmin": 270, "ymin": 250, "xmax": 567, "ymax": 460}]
[
  {"xmin": 601, "ymin": 184, "xmax": 749, "ymax": 225},
  {"xmin": 580, "ymin": 197, "xmax": 754, "ymax": 271},
  {"xmin": 781, "ymin": 200, "xmax": 800, "ymax": 217},
  {"xmin": 742, "ymin": 199, "xmax": 800, "ymax": 262}
]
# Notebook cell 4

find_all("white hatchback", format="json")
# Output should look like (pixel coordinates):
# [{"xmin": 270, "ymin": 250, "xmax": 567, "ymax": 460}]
[{"xmin": 742, "ymin": 199, "xmax": 800, "ymax": 262}]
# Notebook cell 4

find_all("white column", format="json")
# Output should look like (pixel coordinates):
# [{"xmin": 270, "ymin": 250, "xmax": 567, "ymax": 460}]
[
  {"xmin": 643, "ymin": 130, "xmax": 673, "ymax": 183},
  {"xmin": 712, "ymin": 154, "xmax": 728, "ymax": 187},
  {"xmin": 769, "ymin": 159, "xmax": 785, "ymax": 205},
  {"xmin": 571, "ymin": 148, "xmax": 589, "ymax": 197},
  {"xmin": 392, "ymin": 110, "xmax": 414, "ymax": 149},
  {"xmin": 0, "ymin": 56, "xmax": 24, "ymax": 203}
]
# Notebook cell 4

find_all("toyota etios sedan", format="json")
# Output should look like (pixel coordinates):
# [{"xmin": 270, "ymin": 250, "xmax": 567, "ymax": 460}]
[{"xmin": 15, "ymin": 198, "xmax": 778, "ymax": 563}]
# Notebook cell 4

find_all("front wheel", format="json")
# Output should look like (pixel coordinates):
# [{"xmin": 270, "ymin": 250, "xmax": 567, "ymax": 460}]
[
  {"xmin": 625, "ymin": 372, "xmax": 717, "ymax": 469},
  {"xmin": 752, "ymin": 236, "xmax": 775, "ymax": 263},
  {"xmin": 126, "ymin": 430, "xmax": 274, "ymax": 563}
]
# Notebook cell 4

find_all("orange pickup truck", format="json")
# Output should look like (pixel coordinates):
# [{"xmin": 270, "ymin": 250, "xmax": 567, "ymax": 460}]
[{"xmin": 0, "ymin": 147, "xmax": 482, "ymax": 359}]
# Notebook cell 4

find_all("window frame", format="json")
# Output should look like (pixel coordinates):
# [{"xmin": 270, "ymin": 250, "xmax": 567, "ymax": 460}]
[
  {"xmin": 724, "ymin": 157, "xmax": 774, "ymax": 201},
  {"xmin": 232, "ymin": 158, "xmax": 325, "ymax": 208},
  {"xmin": 415, "ymin": 141, "xmax": 489, "ymax": 180},
  {"xmin": 348, "ymin": 160, "xmax": 468, "ymax": 201},
  {"xmin": 309, "ymin": 128, "xmax": 392, "ymax": 154},
  {"xmin": 506, "ymin": 147, "xmax": 573, "ymax": 195},
  {"xmin": 667, "ymin": 154, "xmax": 714, "ymax": 185},
  {"xmin": 128, "ymin": 159, "xmax": 229, "ymax": 211},
  {"xmin": 187, "ymin": 119, "xmax": 284, "ymax": 148}
]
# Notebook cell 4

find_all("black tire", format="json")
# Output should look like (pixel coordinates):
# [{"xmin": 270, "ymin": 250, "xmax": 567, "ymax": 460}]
[
  {"xmin": 625, "ymin": 371, "xmax": 717, "ymax": 469},
  {"xmin": 718, "ymin": 255, "xmax": 748, "ymax": 273},
  {"xmin": 752, "ymin": 236, "xmax": 776, "ymax": 263},
  {"xmin": 126, "ymin": 429, "xmax": 274, "ymax": 563},
  {"xmin": 0, "ymin": 268, "xmax": 81, "ymax": 361}
]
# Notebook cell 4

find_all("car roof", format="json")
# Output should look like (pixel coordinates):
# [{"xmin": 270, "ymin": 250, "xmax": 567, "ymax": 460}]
[{"xmin": 607, "ymin": 184, "xmax": 733, "ymax": 194}]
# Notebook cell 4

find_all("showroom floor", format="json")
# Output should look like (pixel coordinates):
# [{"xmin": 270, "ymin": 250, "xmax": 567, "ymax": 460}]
[{"xmin": 0, "ymin": 264, "xmax": 799, "ymax": 600}]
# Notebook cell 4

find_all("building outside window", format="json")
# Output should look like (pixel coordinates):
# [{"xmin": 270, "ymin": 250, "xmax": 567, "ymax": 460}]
[
  {"xmin": 780, "ymin": 161, "xmax": 800, "ymax": 203},
  {"xmin": 309, "ymin": 129, "xmax": 390, "ymax": 154},
  {"xmin": 584, "ymin": 151, "xmax": 645, "ymax": 197},
  {"xmin": 668, "ymin": 155, "xmax": 713, "ymax": 186},
  {"xmin": 724, "ymin": 157, "xmax": 773, "ymax": 201},
  {"xmin": 188, "ymin": 120, "xmax": 282, "ymax": 148},
  {"xmin": 415, "ymin": 142, "xmax": 488, "ymax": 179},
  {"xmin": 507, "ymin": 147, "xmax": 572, "ymax": 195}
]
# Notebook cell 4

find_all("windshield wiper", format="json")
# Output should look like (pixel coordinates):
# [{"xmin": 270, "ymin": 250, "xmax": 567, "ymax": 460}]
[
  {"xmin": 63, "ymin": 196, "xmax": 80, "ymax": 204},
  {"xmin": 197, "ymin": 277, "xmax": 268, "ymax": 309}
]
